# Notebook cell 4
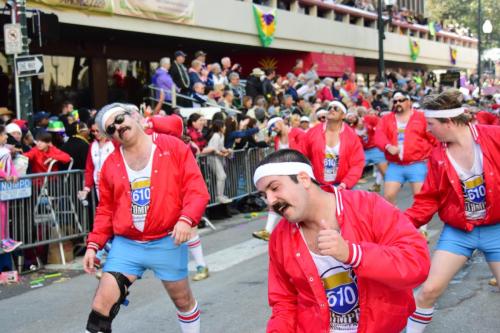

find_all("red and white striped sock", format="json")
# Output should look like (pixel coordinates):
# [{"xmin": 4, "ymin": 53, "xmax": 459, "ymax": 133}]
[
  {"xmin": 177, "ymin": 301, "xmax": 200, "ymax": 333},
  {"xmin": 187, "ymin": 235, "xmax": 206, "ymax": 268},
  {"xmin": 406, "ymin": 306, "xmax": 434, "ymax": 333}
]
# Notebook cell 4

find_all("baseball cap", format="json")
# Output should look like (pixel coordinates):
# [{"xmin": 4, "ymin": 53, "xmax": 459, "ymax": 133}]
[{"xmin": 174, "ymin": 50, "xmax": 187, "ymax": 58}]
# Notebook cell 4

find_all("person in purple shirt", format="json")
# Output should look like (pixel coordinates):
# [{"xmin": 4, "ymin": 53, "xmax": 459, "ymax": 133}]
[{"xmin": 152, "ymin": 57, "xmax": 174, "ymax": 113}]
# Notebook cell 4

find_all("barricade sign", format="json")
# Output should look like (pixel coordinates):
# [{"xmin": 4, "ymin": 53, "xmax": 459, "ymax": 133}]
[{"xmin": 0, "ymin": 179, "xmax": 32, "ymax": 200}]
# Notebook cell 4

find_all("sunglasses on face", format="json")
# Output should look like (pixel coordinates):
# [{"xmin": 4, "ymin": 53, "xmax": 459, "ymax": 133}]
[
  {"xmin": 105, "ymin": 113, "xmax": 128, "ymax": 136},
  {"xmin": 393, "ymin": 98, "xmax": 407, "ymax": 104}
]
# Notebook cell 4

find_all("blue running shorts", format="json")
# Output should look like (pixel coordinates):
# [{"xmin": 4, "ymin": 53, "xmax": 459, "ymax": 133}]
[
  {"xmin": 364, "ymin": 147, "xmax": 386, "ymax": 165},
  {"xmin": 385, "ymin": 161, "xmax": 427, "ymax": 183},
  {"xmin": 103, "ymin": 235, "xmax": 188, "ymax": 281},
  {"xmin": 436, "ymin": 224, "xmax": 500, "ymax": 262}
]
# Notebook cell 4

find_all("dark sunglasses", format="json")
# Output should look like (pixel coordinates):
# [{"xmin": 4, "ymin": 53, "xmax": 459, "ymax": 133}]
[
  {"xmin": 393, "ymin": 98, "xmax": 407, "ymax": 104},
  {"xmin": 105, "ymin": 112, "xmax": 128, "ymax": 136}
]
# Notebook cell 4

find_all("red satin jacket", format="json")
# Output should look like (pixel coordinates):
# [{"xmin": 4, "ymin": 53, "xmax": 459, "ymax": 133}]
[
  {"xmin": 267, "ymin": 187, "xmax": 430, "ymax": 333},
  {"xmin": 300, "ymin": 123, "xmax": 365, "ymax": 188},
  {"xmin": 405, "ymin": 124, "xmax": 500, "ymax": 232}
]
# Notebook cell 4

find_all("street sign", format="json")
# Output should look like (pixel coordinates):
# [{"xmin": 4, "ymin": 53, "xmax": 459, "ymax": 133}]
[
  {"xmin": 3, "ymin": 23, "xmax": 22, "ymax": 55},
  {"xmin": 15, "ymin": 55, "xmax": 44, "ymax": 77},
  {"xmin": 0, "ymin": 179, "xmax": 32, "ymax": 201}
]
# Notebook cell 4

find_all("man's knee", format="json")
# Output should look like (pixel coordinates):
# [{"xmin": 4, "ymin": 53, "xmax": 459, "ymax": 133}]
[{"xmin": 417, "ymin": 281, "xmax": 446, "ymax": 304}]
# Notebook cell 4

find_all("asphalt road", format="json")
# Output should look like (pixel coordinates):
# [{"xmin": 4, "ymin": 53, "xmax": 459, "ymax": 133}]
[{"xmin": 0, "ymin": 182, "xmax": 498, "ymax": 333}]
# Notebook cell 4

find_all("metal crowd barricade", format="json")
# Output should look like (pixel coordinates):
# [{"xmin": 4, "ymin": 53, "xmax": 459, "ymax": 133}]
[
  {"xmin": 5, "ymin": 166, "xmax": 94, "ymax": 267},
  {"xmin": 197, "ymin": 147, "xmax": 274, "ymax": 207}
]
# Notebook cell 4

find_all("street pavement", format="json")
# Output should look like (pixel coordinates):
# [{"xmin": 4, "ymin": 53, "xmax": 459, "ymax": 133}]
[{"xmin": 0, "ymin": 181, "xmax": 499, "ymax": 332}]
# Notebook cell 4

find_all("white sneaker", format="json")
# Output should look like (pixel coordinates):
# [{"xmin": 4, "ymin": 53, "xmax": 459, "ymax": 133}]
[{"xmin": 217, "ymin": 196, "xmax": 232, "ymax": 204}]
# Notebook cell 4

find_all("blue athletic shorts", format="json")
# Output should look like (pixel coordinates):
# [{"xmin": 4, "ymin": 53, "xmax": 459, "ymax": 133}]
[
  {"xmin": 385, "ymin": 161, "xmax": 427, "ymax": 183},
  {"xmin": 364, "ymin": 148, "xmax": 386, "ymax": 165},
  {"xmin": 436, "ymin": 224, "xmax": 500, "ymax": 262},
  {"xmin": 103, "ymin": 235, "xmax": 188, "ymax": 281}
]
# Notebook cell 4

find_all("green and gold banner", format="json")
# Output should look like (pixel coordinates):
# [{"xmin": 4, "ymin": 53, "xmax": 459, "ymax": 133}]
[{"xmin": 28, "ymin": 0, "xmax": 194, "ymax": 24}]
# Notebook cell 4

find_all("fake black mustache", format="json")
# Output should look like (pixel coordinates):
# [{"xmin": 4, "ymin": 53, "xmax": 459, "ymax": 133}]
[
  {"xmin": 118, "ymin": 126, "xmax": 131, "ymax": 139},
  {"xmin": 271, "ymin": 201, "xmax": 290, "ymax": 216}
]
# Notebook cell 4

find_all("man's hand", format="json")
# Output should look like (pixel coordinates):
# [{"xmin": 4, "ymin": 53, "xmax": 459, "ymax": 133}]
[
  {"xmin": 386, "ymin": 145, "xmax": 400, "ymax": 156},
  {"xmin": 337, "ymin": 183, "xmax": 347, "ymax": 191},
  {"xmin": 83, "ymin": 248, "xmax": 97, "ymax": 274},
  {"xmin": 317, "ymin": 220, "xmax": 349, "ymax": 263},
  {"xmin": 172, "ymin": 221, "xmax": 191, "ymax": 245}
]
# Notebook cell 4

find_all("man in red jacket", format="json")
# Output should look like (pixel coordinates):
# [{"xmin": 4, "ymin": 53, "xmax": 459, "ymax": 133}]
[
  {"xmin": 375, "ymin": 91, "xmax": 436, "ymax": 205},
  {"xmin": 300, "ymin": 101, "xmax": 365, "ymax": 190},
  {"xmin": 82, "ymin": 103, "xmax": 209, "ymax": 333},
  {"xmin": 254, "ymin": 149, "xmax": 430, "ymax": 333},
  {"xmin": 404, "ymin": 90, "xmax": 500, "ymax": 333}
]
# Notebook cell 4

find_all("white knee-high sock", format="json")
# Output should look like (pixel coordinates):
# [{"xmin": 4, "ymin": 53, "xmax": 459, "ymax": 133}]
[
  {"xmin": 177, "ymin": 301, "xmax": 200, "ymax": 333},
  {"xmin": 187, "ymin": 235, "xmax": 206, "ymax": 268},
  {"xmin": 265, "ymin": 211, "xmax": 281, "ymax": 233},
  {"xmin": 406, "ymin": 306, "xmax": 434, "ymax": 333},
  {"xmin": 375, "ymin": 170, "xmax": 383, "ymax": 185}
]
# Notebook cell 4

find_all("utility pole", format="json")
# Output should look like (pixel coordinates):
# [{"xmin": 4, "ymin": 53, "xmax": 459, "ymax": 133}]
[
  {"xmin": 10, "ymin": 0, "xmax": 33, "ymax": 122},
  {"xmin": 377, "ymin": 0, "xmax": 385, "ymax": 82}
]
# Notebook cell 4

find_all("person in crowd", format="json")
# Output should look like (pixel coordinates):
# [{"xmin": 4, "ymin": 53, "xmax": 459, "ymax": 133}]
[
  {"xmin": 404, "ymin": 89, "xmax": 500, "ymax": 332},
  {"xmin": 6, "ymin": 123, "xmax": 30, "ymax": 153},
  {"xmin": 209, "ymin": 63, "xmax": 226, "ymax": 88},
  {"xmin": 255, "ymin": 149, "xmax": 430, "ymax": 332},
  {"xmin": 192, "ymin": 82, "xmax": 208, "ymax": 108},
  {"xmin": 262, "ymin": 69, "xmax": 277, "ymax": 102},
  {"xmin": 228, "ymin": 72, "xmax": 245, "ymax": 108},
  {"xmin": 317, "ymin": 77, "xmax": 334, "ymax": 102},
  {"xmin": 82, "ymin": 103, "xmax": 209, "ymax": 333},
  {"xmin": 61, "ymin": 122, "xmax": 90, "ymax": 170},
  {"xmin": 186, "ymin": 113, "xmax": 214, "ymax": 155},
  {"xmin": 315, "ymin": 109, "xmax": 328, "ymax": 124},
  {"xmin": 194, "ymin": 50, "xmax": 207, "ymax": 68},
  {"xmin": 0, "ymin": 107, "xmax": 14, "ymax": 125},
  {"xmin": 299, "ymin": 116, "xmax": 310, "ymax": 131},
  {"xmin": 189, "ymin": 60, "xmax": 205, "ymax": 91},
  {"xmin": 170, "ymin": 50, "xmax": 191, "ymax": 107},
  {"xmin": 24, "ymin": 131, "xmax": 71, "ymax": 173},
  {"xmin": 31, "ymin": 111, "xmax": 50, "ymax": 138},
  {"xmin": 151, "ymin": 57, "xmax": 174, "ymax": 114},
  {"xmin": 292, "ymin": 59, "xmax": 304, "ymax": 77},
  {"xmin": 245, "ymin": 68, "xmax": 264, "ymax": 99},
  {"xmin": 0, "ymin": 124, "xmax": 22, "ymax": 253},
  {"xmin": 300, "ymin": 101, "xmax": 365, "ymax": 190},
  {"xmin": 207, "ymin": 119, "xmax": 232, "ymax": 204},
  {"xmin": 58, "ymin": 101, "xmax": 74, "ymax": 129},
  {"xmin": 253, "ymin": 116, "xmax": 305, "ymax": 242},
  {"xmin": 224, "ymin": 116, "xmax": 259, "ymax": 150},
  {"xmin": 46, "ymin": 118, "xmax": 67, "ymax": 149},
  {"xmin": 218, "ymin": 90, "xmax": 236, "ymax": 115},
  {"xmin": 240, "ymin": 95, "xmax": 253, "ymax": 115}
]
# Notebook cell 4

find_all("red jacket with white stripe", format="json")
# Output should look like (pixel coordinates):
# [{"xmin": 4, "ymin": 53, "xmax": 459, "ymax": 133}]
[
  {"xmin": 87, "ymin": 121, "xmax": 208, "ymax": 251},
  {"xmin": 300, "ymin": 123, "xmax": 365, "ymax": 188},
  {"xmin": 374, "ymin": 110, "xmax": 436, "ymax": 164},
  {"xmin": 405, "ymin": 124, "xmax": 500, "ymax": 232},
  {"xmin": 267, "ymin": 187, "xmax": 430, "ymax": 333},
  {"xmin": 475, "ymin": 111, "xmax": 500, "ymax": 126},
  {"xmin": 274, "ymin": 127, "xmax": 305, "ymax": 151},
  {"xmin": 83, "ymin": 116, "xmax": 183, "ymax": 190}
]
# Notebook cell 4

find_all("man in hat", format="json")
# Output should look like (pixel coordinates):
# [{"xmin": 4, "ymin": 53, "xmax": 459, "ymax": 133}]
[
  {"xmin": 300, "ymin": 101, "xmax": 365, "ymax": 191},
  {"xmin": 83, "ymin": 103, "xmax": 209, "ymax": 333},
  {"xmin": 0, "ymin": 107, "xmax": 14, "ymax": 124},
  {"xmin": 31, "ymin": 111, "xmax": 50, "ymax": 138},
  {"xmin": 245, "ymin": 68, "xmax": 264, "ymax": 99},
  {"xmin": 255, "ymin": 149, "xmax": 430, "ymax": 332},
  {"xmin": 169, "ymin": 50, "xmax": 192, "ymax": 107},
  {"xmin": 404, "ymin": 89, "xmax": 500, "ymax": 332}
]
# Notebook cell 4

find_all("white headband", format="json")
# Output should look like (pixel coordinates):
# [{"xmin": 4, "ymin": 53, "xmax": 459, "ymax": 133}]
[
  {"xmin": 253, "ymin": 162, "xmax": 316, "ymax": 186},
  {"xmin": 316, "ymin": 110, "xmax": 328, "ymax": 118},
  {"xmin": 267, "ymin": 117, "xmax": 283, "ymax": 131},
  {"xmin": 100, "ymin": 106, "xmax": 124, "ymax": 132},
  {"xmin": 328, "ymin": 101, "xmax": 347, "ymax": 114},
  {"xmin": 423, "ymin": 107, "xmax": 465, "ymax": 118}
]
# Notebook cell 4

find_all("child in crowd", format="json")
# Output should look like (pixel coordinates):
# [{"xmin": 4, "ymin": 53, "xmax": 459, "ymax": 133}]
[
  {"xmin": 23, "ymin": 132, "xmax": 71, "ymax": 173},
  {"xmin": 0, "ymin": 125, "xmax": 22, "ymax": 253}
]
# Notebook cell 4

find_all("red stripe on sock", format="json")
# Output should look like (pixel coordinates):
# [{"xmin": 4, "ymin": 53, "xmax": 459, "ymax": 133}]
[
  {"xmin": 188, "ymin": 240, "xmax": 201, "ymax": 248},
  {"xmin": 411, "ymin": 313, "xmax": 433, "ymax": 322},
  {"xmin": 178, "ymin": 309, "xmax": 200, "ymax": 321}
]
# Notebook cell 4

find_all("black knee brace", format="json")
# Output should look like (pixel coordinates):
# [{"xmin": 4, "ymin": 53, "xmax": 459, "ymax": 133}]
[
  {"xmin": 86, "ymin": 310, "xmax": 112, "ymax": 333},
  {"xmin": 108, "ymin": 271, "xmax": 132, "ymax": 319}
]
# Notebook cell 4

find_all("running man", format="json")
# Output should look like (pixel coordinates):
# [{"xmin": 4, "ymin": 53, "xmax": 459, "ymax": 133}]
[
  {"xmin": 255, "ymin": 149, "xmax": 430, "ymax": 332},
  {"xmin": 83, "ymin": 103, "xmax": 209, "ymax": 333},
  {"xmin": 404, "ymin": 89, "xmax": 500, "ymax": 333}
]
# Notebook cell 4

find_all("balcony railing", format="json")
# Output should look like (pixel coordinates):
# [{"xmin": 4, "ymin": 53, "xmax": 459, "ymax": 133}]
[{"xmin": 246, "ymin": 0, "xmax": 477, "ymax": 48}]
